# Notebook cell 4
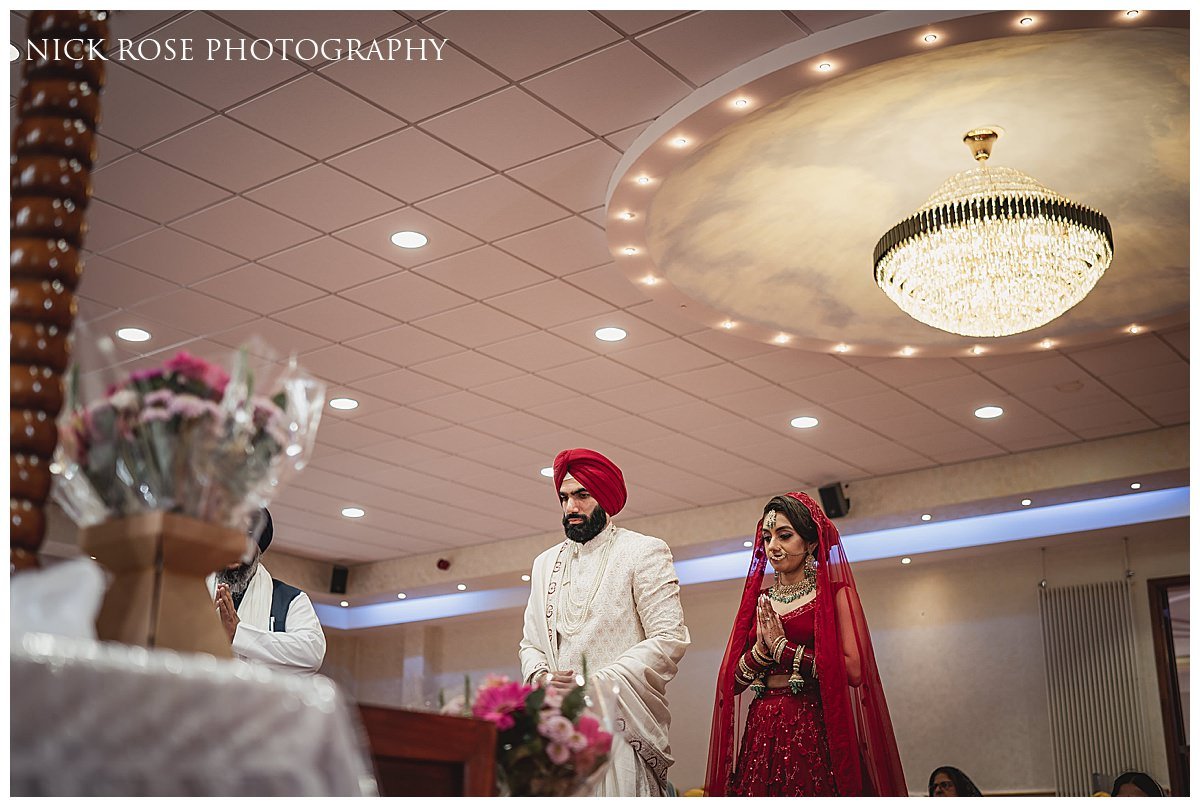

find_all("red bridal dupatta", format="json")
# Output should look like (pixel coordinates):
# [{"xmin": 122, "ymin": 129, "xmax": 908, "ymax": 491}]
[{"xmin": 705, "ymin": 492, "xmax": 907, "ymax": 796}]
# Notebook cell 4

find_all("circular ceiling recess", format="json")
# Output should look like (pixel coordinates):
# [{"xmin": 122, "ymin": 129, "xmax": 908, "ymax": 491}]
[{"xmin": 608, "ymin": 13, "xmax": 1187, "ymax": 357}]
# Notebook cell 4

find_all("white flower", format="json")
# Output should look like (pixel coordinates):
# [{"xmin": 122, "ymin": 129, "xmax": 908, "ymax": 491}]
[{"xmin": 108, "ymin": 389, "xmax": 139, "ymax": 411}]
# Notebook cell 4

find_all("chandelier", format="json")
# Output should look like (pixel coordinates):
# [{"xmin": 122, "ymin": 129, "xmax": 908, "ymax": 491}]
[{"xmin": 873, "ymin": 128, "xmax": 1114, "ymax": 338}]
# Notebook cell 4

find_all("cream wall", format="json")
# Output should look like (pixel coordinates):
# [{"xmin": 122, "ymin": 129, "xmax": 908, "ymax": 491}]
[{"xmin": 321, "ymin": 520, "xmax": 1188, "ymax": 795}]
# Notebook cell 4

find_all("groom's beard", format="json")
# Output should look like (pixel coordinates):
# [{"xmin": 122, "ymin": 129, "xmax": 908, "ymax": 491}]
[
  {"xmin": 563, "ymin": 504, "xmax": 608, "ymax": 544},
  {"xmin": 214, "ymin": 553, "xmax": 261, "ymax": 597}
]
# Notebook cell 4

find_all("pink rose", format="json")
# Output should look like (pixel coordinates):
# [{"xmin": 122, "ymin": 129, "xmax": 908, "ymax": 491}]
[
  {"xmin": 546, "ymin": 741, "xmax": 570, "ymax": 766},
  {"xmin": 538, "ymin": 714, "xmax": 574, "ymax": 744}
]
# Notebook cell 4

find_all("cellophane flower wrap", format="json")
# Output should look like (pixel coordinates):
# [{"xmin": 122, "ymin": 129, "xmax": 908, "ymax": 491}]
[
  {"xmin": 52, "ymin": 345, "xmax": 325, "ymax": 536},
  {"xmin": 459, "ymin": 674, "xmax": 614, "ymax": 796}
]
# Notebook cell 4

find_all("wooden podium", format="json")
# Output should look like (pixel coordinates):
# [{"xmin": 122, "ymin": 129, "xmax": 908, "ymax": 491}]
[{"xmin": 357, "ymin": 705, "xmax": 497, "ymax": 797}]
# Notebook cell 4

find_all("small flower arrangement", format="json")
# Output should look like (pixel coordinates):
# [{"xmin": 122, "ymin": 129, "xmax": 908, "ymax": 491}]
[
  {"xmin": 444, "ymin": 673, "xmax": 613, "ymax": 796},
  {"xmin": 53, "ymin": 347, "xmax": 324, "ymax": 531}
]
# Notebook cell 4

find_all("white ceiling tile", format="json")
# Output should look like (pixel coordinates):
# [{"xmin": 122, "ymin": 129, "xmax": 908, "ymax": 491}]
[
  {"xmin": 76, "ymin": 298, "xmax": 118, "ymax": 328},
  {"xmin": 596, "ymin": 11, "xmax": 689, "ymax": 34},
  {"xmin": 94, "ymin": 135, "xmax": 132, "ymax": 170},
  {"xmin": 980, "ymin": 355, "xmax": 1092, "ymax": 393},
  {"xmin": 683, "ymin": 329, "xmax": 780, "ymax": 362},
  {"xmin": 353, "ymin": 367, "xmax": 459, "ymax": 404},
  {"xmin": 527, "ymin": 395, "xmax": 626, "ymax": 427},
  {"xmin": 316, "ymin": 419, "xmax": 397, "ymax": 452},
  {"xmin": 871, "ymin": 410, "xmax": 971, "ymax": 440},
  {"xmin": 479, "ymin": 331, "xmax": 594, "ymax": 371},
  {"xmin": 229, "ymin": 73, "xmax": 403, "ymax": 159},
  {"xmin": 126, "ymin": 12, "xmax": 305, "ymax": 109},
  {"xmin": 524, "ymin": 41, "xmax": 692, "ymax": 133},
  {"xmin": 472, "ymin": 411, "xmax": 561, "ymax": 442},
  {"xmin": 427, "ymin": 11, "xmax": 621, "ymax": 80},
  {"xmin": 495, "ymin": 217, "xmax": 611, "ymax": 276},
  {"xmin": 1102, "ymin": 361, "xmax": 1189, "ymax": 398},
  {"xmin": 563, "ymin": 262, "xmax": 652, "ymax": 308},
  {"xmin": 321, "ymin": 30, "xmax": 506, "ymax": 122},
  {"xmin": 357, "ymin": 436, "xmax": 447, "ymax": 467},
  {"xmin": 604, "ymin": 119, "xmax": 653, "ymax": 149},
  {"xmin": 833, "ymin": 442, "xmax": 934, "ymax": 477},
  {"xmin": 833, "ymin": 390, "xmax": 934, "ymax": 423},
  {"xmin": 623, "ymin": 300, "xmax": 708, "ymax": 336},
  {"xmin": 549, "ymin": 356, "xmax": 649, "ymax": 391},
  {"xmin": 414, "ymin": 246, "xmax": 553, "ymax": 300},
  {"xmin": 334, "ymin": 208, "xmax": 483, "ymax": 268},
  {"xmin": 211, "ymin": 317, "xmax": 332, "ymax": 358},
  {"xmin": 643, "ymin": 400, "xmax": 734, "ymax": 431},
  {"xmin": 146, "ymin": 116, "xmax": 314, "ymax": 193},
  {"xmin": 409, "ymin": 391, "xmax": 514, "ymax": 422},
  {"xmin": 1050, "ymin": 399, "xmax": 1156, "ymax": 433},
  {"xmin": 414, "ymin": 302, "xmax": 535, "ymax": 348},
  {"xmin": 95, "ymin": 62, "xmax": 211, "ymax": 149},
  {"xmin": 102, "ymin": 227, "xmax": 245, "ymax": 285},
  {"xmin": 902, "ymin": 373, "xmax": 1010, "ymax": 413},
  {"xmin": 247, "ymin": 164, "xmax": 401, "ymax": 231},
  {"xmin": 93, "ymin": 154, "xmax": 231, "ymax": 223},
  {"xmin": 417, "ymin": 175, "xmax": 570, "ymax": 242},
  {"xmin": 259, "ymin": 237, "xmax": 400, "ymax": 292},
  {"xmin": 353, "ymin": 405, "xmax": 453, "ymax": 438},
  {"xmin": 708, "ymin": 384, "xmax": 817, "ymax": 420},
  {"xmin": 1126, "ymin": 388, "xmax": 1188, "ymax": 425},
  {"xmin": 688, "ymin": 418, "xmax": 780, "ymax": 453},
  {"xmin": 345, "ymin": 325, "xmax": 463, "ymax": 367},
  {"xmin": 469, "ymin": 440, "xmax": 556, "ymax": 473},
  {"xmin": 422, "ymin": 87, "xmax": 593, "ymax": 170},
  {"xmin": 613, "ymin": 339, "xmax": 722, "ymax": 377},
  {"xmin": 75, "ymin": 255, "xmax": 178, "ymax": 309},
  {"xmin": 1067, "ymin": 336, "xmax": 1181, "ymax": 376},
  {"xmin": 1158, "ymin": 326, "xmax": 1188, "ymax": 359},
  {"xmin": 581, "ymin": 207, "xmax": 608, "ymax": 228},
  {"xmin": 330, "ymin": 127, "xmax": 493, "ymax": 204},
  {"xmin": 83, "ymin": 201, "xmax": 159, "ymax": 253},
  {"xmin": 858, "ymin": 356, "xmax": 974, "ymax": 387},
  {"xmin": 637, "ymin": 11, "xmax": 806, "ymax": 86},
  {"xmin": 474, "ymin": 373, "xmax": 579, "ymax": 409},
  {"xmin": 309, "ymin": 451, "xmax": 398, "ymax": 481},
  {"xmin": 191, "ymin": 264, "xmax": 325, "ymax": 314},
  {"xmin": 506, "ymin": 139, "xmax": 623, "ymax": 211},
  {"xmin": 127, "ymin": 289, "xmax": 257, "ymax": 336},
  {"xmin": 1016, "ymin": 377, "xmax": 1124, "ymax": 413},
  {"xmin": 341, "ymin": 272, "xmax": 472, "ymax": 322},
  {"xmin": 737, "ymin": 350, "xmax": 851, "ymax": 384},
  {"xmin": 488, "ymin": 280, "xmax": 614, "ymax": 328},
  {"xmin": 297, "ymin": 344, "xmax": 396, "ymax": 384},
  {"xmin": 173, "ymin": 198, "xmax": 320, "ymax": 260},
  {"xmin": 663, "ymin": 362, "xmax": 771, "ymax": 399},
  {"xmin": 407, "ymin": 425, "xmax": 507, "ymax": 454},
  {"xmin": 274, "ymin": 295, "xmax": 399, "ymax": 342},
  {"xmin": 547, "ymin": 309, "xmax": 674, "ymax": 356},
  {"xmin": 413, "ymin": 350, "xmax": 526, "ymax": 387},
  {"xmin": 788, "ymin": 11, "xmax": 878, "ymax": 32}
]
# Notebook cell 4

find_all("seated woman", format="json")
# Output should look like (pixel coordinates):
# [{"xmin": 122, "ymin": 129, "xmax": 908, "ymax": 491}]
[
  {"xmin": 1111, "ymin": 771, "xmax": 1164, "ymax": 797},
  {"xmin": 929, "ymin": 766, "xmax": 983, "ymax": 797},
  {"xmin": 705, "ymin": 493, "xmax": 907, "ymax": 796}
]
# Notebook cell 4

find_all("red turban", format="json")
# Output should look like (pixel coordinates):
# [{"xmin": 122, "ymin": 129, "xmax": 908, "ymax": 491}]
[{"xmin": 552, "ymin": 448, "xmax": 627, "ymax": 517}]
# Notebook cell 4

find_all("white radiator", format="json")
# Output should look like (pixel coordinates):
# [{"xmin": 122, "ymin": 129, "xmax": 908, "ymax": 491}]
[{"xmin": 1039, "ymin": 580, "xmax": 1151, "ymax": 796}]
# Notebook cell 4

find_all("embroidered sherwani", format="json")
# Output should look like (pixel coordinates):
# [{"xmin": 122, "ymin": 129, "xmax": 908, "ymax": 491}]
[{"xmin": 519, "ymin": 524, "xmax": 690, "ymax": 796}]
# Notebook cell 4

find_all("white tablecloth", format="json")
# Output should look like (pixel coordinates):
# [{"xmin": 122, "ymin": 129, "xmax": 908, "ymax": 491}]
[{"xmin": 11, "ymin": 632, "xmax": 378, "ymax": 796}]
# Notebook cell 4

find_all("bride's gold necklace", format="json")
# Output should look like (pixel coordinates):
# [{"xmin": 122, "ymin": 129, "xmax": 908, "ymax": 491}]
[{"xmin": 768, "ymin": 555, "xmax": 817, "ymax": 603}]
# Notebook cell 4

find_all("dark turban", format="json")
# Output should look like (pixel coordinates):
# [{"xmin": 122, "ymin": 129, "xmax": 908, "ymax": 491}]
[
  {"xmin": 552, "ymin": 448, "xmax": 627, "ymax": 517},
  {"xmin": 254, "ymin": 508, "xmax": 274, "ymax": 553}
]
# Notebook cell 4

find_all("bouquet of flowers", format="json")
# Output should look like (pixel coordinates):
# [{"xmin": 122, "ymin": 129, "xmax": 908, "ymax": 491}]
[
  {"xmin": 52, "ymin": 346, "xmax": 325, "ymax": 532},
  {"xmin": 451, "ymin": 673, "xmax": 614, "ymax": 796}
]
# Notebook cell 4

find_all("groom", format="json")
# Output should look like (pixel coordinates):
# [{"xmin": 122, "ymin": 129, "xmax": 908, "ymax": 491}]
[{"xmin": 519, "ymin": 448, "xmax": 690, "ymax": 796}]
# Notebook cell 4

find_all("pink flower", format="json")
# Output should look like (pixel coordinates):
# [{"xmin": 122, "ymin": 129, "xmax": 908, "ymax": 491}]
[
  {"xmin": 164, "ymin": 351, "xmax": 229, "ymax": 396},
  {"xmin": 541, "ymin": 687, "xmax": 565, "ymax": 711},
  {"xmin": 545, "ymin": 741, "xmax": 571, "ymax": 766},
  {"xmin": 472, "ymin": 679, "xmax": 532, "ymax": 732},
  {"xmin": 144, "ymin": 389, "xmax": 174, "ymax": 407},
  {"xmin": 566, "ymin": 730, "xmax": 588, "ymax": 753},
  {"xmin": 576, "ymin": 714, "xmax": 613, "ymax": 755},
  {"xmin": 538, "ymin": 714, "xmax": 574, "ymax": 744}
]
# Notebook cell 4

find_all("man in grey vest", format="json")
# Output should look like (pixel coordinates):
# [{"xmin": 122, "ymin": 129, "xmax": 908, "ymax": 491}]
[{"xmin": 209, "ymin": 509, "xmax": 327, "ymax": 676}]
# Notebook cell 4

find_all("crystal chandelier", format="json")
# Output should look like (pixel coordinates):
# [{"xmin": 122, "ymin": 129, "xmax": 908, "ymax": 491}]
[{"xmin": 873, "ymin": 128, "xmax": 1114, "ymax": 338}]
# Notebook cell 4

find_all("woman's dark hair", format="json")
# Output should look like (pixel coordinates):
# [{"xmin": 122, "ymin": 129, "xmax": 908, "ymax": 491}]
[
  {"xmin": 928, "ymin": 766, "xmax": 982, "ymax": 797},
  {"xmin": 1111, "ymin": 771, "xmax": 1164, "ymax": 797},
  {"xmin": 764, "ymin": 495, "xmax": 818, "ymax": 545}
]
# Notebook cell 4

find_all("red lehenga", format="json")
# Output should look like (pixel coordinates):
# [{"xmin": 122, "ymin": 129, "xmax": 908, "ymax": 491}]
[{"xmin": 706, "ymin": 492, "xmax": 907, "ymax": 797}]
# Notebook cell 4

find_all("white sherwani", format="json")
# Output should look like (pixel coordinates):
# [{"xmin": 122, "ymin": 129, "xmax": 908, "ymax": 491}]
[{"xmin": 520, "ymin": 524, "xmax": 690, "ymax": 796}]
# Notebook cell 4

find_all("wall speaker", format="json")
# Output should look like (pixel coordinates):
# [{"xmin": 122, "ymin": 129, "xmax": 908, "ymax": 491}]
[
  {"xmin": 818, "ymin": 483, "xmax": 850, "ymax": 519},
  {"xmin": 330, "ymin": 565, "xmax": 349, "ymax": 595}
]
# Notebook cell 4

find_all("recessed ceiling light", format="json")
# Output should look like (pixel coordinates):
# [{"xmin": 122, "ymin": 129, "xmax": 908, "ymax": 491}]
[
  {"xmin": 1125, "ymin": 10, "xmax": 1141, "ymax": 17},
  {"xmin": 339, "ymin": 601, "xmax": 349, "ymax": 607},
  {"xmin": 969, "ymin": 346, "xmax": 985, "ymax": 355},
  {"xmin": 329, "ymin": 397, "xmax": 359, "ymax": 410},
  {"xmin": 743, "ymin": 540, "xmax": 753, "ymax": 548},
  {"xmin": 923, "ymin": 33, "xmax": 939, "ymax": 43},
  {"xmin": 390, "ymin": 230, "xmax": 428, "ymax": 249},
  {"xmin": 901, "ymin": 557, "xmax": 912, "ymax": 565},
  {"xmin": 595, "ymin": 326, "xmax": 627, "ymax": 342},
  {"xmin": 974, "ymin": 405, "xmax": 1004, "ymax": 419},
  {"xmin": 116, "ymin": 327, "xmax": 151, "ymax": 343},
  {"xmin": 623, "ymin": 247, "xmax": 638, "ymax": 255},
  {"xmin": 89, "ymin": 555, "xmax": 97, "ymax": 560},
  {"xmin": 1019, "ymin": 16, "xmax": 1035, "ymax": 25},
  {"xmin": 790, "ymin": 416, "xmax": 819, "ymax": 429},
  {"xmin": 899, "ymin": 346, "xmax": 916, "ymax": 357},
  {"xmin": 397, "ymin": 593, "xmax": 407, "ymax": 599},
  {"xmin": 636, "ymin": 176, "xmax": 651, "ymax": 185},
  {"xmin": 521, "ymin": 574, "xmax": 531, "ymax": 582},
  {"xmin": 921, "ymin": 514, "xmax": 932, "ymax": 522},
  {"xmin": 720, "ymin": 320, "xmax": 735, "ymax": 329},
  {"xmin": 816, "ymin": 62, "xmax": 833, "ymax": 72},
  {"xmin": 1130, "ymin": 482, "xmax": 1142, "ymax": 490},
  {"xmin": 641, "ymin": 275, "xmax": 659, "ymax": 286},
  {"xmin": 774, "ymin": 334, "xmax": 791, "ymax": 344},
  {"xmin": 1038, "ymin": 339, "xmax": 1055, "ymax": 349},
  {"xmin": 618, "ymin": 211, "xmax": 636, "ymax": 221},
  {"xmin": 733, "ymin": 98, "xmax": 749, "ymax": 108},
  {"xmin": 1127, "ymin": 324, "xmax": 1142, "ymax": 334},
  {"xmin": 833, "ymin": 343, "xmax": 851, "ymax": 353},
  {"xmin": 540, "ymin": 467, "xmax": 554, "ymax": 478},
  {"xmin": 457, "ymin": 584, "xmax": 467, "ymax": 591},
  {"xmin": 1021, "ymin": 498, "xmax": 1032, "ymax": 506},
  {"xmin": 342, "ymin": 507, "xmax": 365, "ymax": 518},
  {"xmin": 672, "ymin": 137, "xmax": 688, "ymax": 147}
]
